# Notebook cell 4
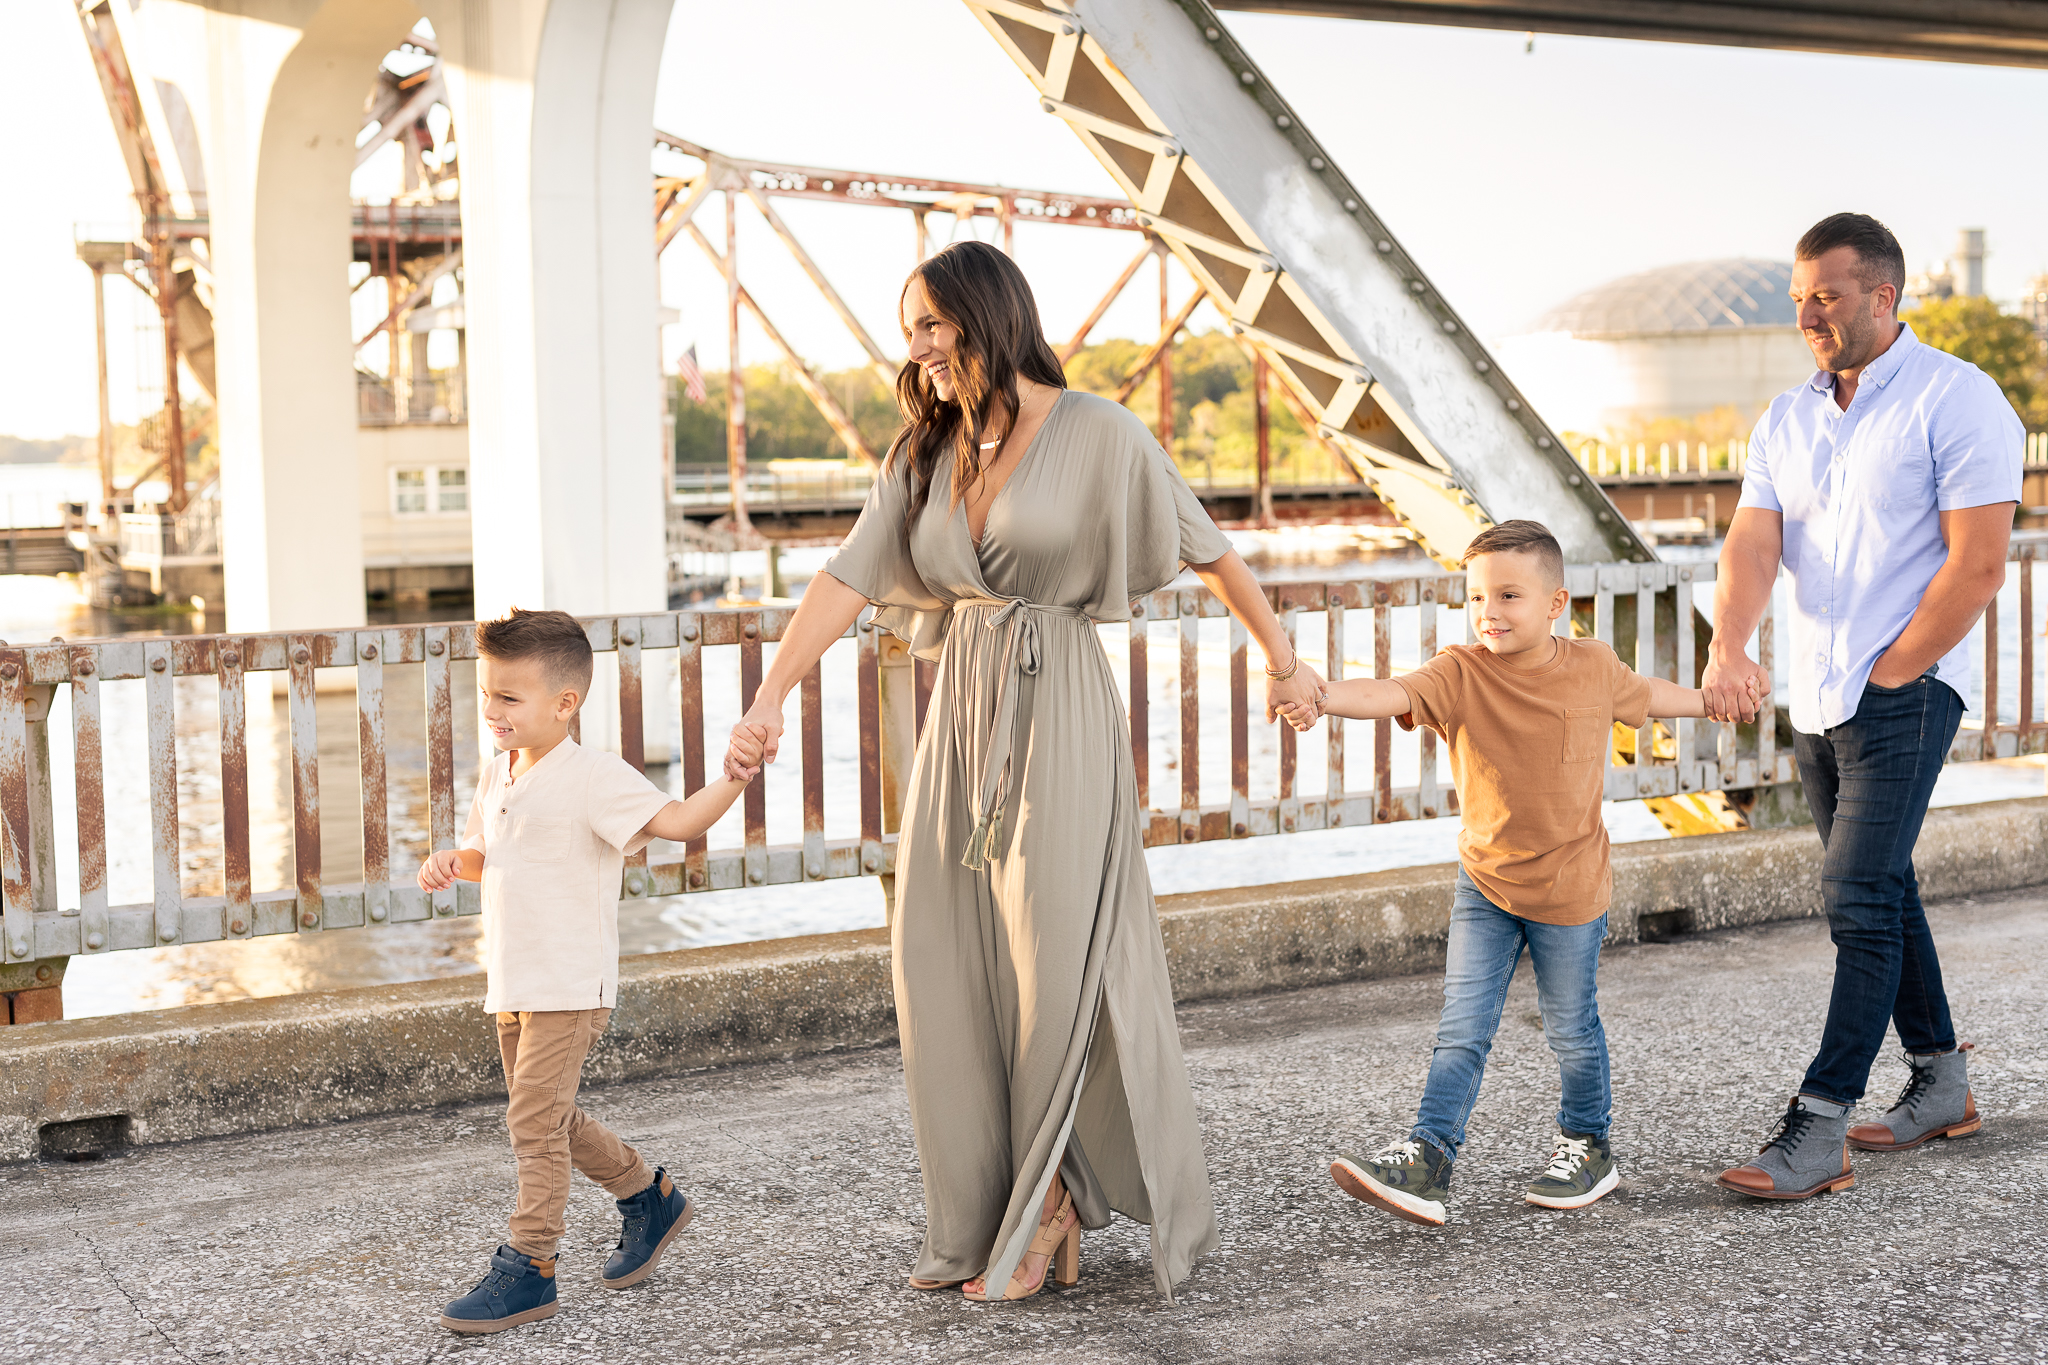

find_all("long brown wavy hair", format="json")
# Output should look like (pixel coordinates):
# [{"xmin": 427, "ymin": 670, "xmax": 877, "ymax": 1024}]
[{"xmin": 891, "ymin": 241, "xmax": 1067, "ymax": 533}]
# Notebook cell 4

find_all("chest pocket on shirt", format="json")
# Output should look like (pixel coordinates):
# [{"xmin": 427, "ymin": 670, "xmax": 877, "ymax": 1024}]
[
  {"xmin": 1561, "ymin": 707, "xmax": 1606, "ymax": 764},
  {"xmin": 509, "ymin": 815, "xmax": 572, "ymax": 861},
  {"xmin": 1854, "ymin": 437, "xmax": 1933, "ymax": 511}
]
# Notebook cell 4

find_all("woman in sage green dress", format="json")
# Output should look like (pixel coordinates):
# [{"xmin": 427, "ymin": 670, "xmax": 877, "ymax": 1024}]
[{"xmin": 723, "ymin": 242, "xmax": 1323, "ymax": 1302}]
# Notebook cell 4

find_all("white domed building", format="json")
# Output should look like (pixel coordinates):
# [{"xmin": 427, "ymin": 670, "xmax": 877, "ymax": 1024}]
[{"xmin": 1493, "ymin": 259, "xmax": 1816, "ymax": 438}]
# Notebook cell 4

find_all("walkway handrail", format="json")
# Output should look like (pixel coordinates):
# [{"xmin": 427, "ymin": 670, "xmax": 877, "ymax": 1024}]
[{"xmin": 0, "ymin": 546, "xmax": 2040, "ymax": 968}]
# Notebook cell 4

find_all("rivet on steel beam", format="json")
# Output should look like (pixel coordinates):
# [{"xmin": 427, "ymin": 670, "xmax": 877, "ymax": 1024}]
[
  {"xmin": 1598, "ymin": 511, "xmax": 1612, "ymax": 522},
  {"xmin": 78, "ymin": 659, "xmax": 96, "ymax": 676},
  {"xmin": 293, "ymin": 647, "xmax": 311, "ymax": 664},
  {"xmin": 1233, "ymin": 822, "xmax": 1246, "ymax": 837},
  {"xmin": 1475, "ymin": 360, "xmax": 1490, "ymax": 372},
  {"xmin": 862, "ymin": 854, "xmax": 879, "ymax": 872},
  {"xmin": 1343, "ymin": 199, "xmax": 1358, "ymax": 211},
  {"xmin": 1181, "ymin": 827, "xmax": 1196, "ymax": 842},
  {"xmin": 1309, "ymin": 157, "xmax": 1325, "ymax": 170},
  {"xmin": 806, "ymin": 860, "xmax": 821, "ymax": 878},
  {"xmin": 1680, "ymin": 568, "xmax": 1693, "ymax": 581},
  {"xmin": 1205, "ymin": 26, "xmax": 1219, "ymax": 39},
  {"xmin": 1442, "ymin": 320, "xmax": 1457, "ymax": 333},
  {"xmin": 1424, "ymin": 806, "xmax": 1438, "ymax": 819},
  {"xmin": 1506, "ymin": 399, "xmax": 1521, "ymax": 411},
  {"xmin": 621, "ymin": 631, "xmax": 637, "ymax": 646},
  {"xmin": 230, "ymin": 919, "xmax": 246, "ymax": 935},
  {"xmin": 1059, "ymin": 22, "xmax": 1075, "ymax": 35},
  {"xmin": 361, "ymin": 643, "xmax": 377, "ymax": 659},
  {"xmin": 368, "ymin": 905, "xmax": 385, "ymax": 922},
  {"xmin": 1568, "ymin": 474, "xmax": 1583, "ymax": 486},
  {"xmin": 35, "ymin": 964, "xmax": 50, "ymax": 982},
  {"xmin": 0, "ymin": 663, "xmax": 14, "ymax": 679},
  {"xmin": 743, "ymin": 624, "xmax": 759, "ymax": 640},
  {"xmin": 1537, "ymin": 437, "xmax": 1552, "ymax": 448},
  {"xmin": 1239, "ymin": 70, "xmax": 1256, "ymax": 84},
  {"xmin": 10, "ymin": 939, "xmax": 28, "ymax": 957},
  {"xmin": 85, "ymin": 932, "xmax": 103, "ymax": 950},
  {"xmin": 689, "ymin": 870, "xmax": 705, "ymax": 888},
  {"xmin": 1409, "ymin": 281, "xmax": 1424, "ymax": 294},
  {"xmin": 428, "ymin": 640, "xmax": 445, "ymax": 656},
  {"xmin": 300, "ymin": 912, "xmax": 319, "ymax": 928},
  {"xmin": 157, "ymin": 928, "xmax": 175, "ymax": 943},
  {"xmin": 683, "ymin": 625, "xmax": 699, "ymax": 642},
  {"xmin": 149, "ymin": 658, "xmax": 165, "ymax": 672},
  {"xmin": 221, "ymin": 651, "xmax": 239, "ymax": 668},
  {"xmin": 1275, "ymin": 114, "xmax": 1290, "ymax": 127},
  {"xmin": 625, "ymin": 873, "xmax": 646, "ymax": 895},
  {"xmin": 1377, "ymin": 240, "xmax": 1392, "ymax": 252},
  {"xmin": 748, "ymin": 868, "xmax": 763, "ymax": 884}
]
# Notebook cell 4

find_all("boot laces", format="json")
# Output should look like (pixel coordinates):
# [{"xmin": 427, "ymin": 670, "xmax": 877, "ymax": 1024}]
[
  {"xmin": 1541, "ymin": 1135, "xmax": 1591, "ymax": 1181},
  {"xmin": 1890, "ymin": 1062, "xmax": 1938, "ymax": 1118},
  {"xmin": 1373, "ymin": 1139, "xmax": 1425, "ymax": 1167},
  {"xmin": 1761, "ymin": 1104, "xmax": 1818, "ymax": 1155}
]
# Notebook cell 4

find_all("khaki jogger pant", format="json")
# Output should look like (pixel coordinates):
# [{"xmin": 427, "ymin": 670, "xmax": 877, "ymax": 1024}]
[{"xmin": 496, "ymin": 1008, "xmax": 654, "ymax": 1260}]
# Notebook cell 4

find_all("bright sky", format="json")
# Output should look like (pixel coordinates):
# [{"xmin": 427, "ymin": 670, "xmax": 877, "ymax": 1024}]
[{"xmin": 7, "ymin": 0, "xmax": 2048, "ymax": 440}]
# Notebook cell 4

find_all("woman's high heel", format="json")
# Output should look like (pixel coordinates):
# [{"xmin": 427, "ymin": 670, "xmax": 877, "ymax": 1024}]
[{"xmin": 963, "ymin": 1192, "xmax": 1080, "ymax": 1302}]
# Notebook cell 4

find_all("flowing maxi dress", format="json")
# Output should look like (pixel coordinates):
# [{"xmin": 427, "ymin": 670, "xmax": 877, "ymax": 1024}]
[{"xmin": 820, "ymin": 391, "xmax": 1227, "ymax": 1301}]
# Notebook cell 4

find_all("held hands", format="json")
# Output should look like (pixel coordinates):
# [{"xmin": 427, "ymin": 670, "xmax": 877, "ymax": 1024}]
[
  {"xmin": 1266, "ymin": 660, "xmax": 1328, "ymax": 732},
  {"xmin": 1701, "ymin": 649, "xmax": 1768, "ymax": 723},
  {"xmin": 723, "ymin": 721, "xmax": 770, "ymax": 782}
]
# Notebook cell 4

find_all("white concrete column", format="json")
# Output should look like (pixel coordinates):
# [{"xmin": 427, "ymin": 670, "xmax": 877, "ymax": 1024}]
[
  {"xmin": 197, "ymin": 0, "xmax": 423, "ymax": 635},
  {"xmin": 437, "ymin": 0, "xmax": 673, "ymax": 623}
]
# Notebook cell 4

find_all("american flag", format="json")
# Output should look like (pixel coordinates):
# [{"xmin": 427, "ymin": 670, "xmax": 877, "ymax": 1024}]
[{"xmin": 677, "ymin": 343, "xmax": 708, "ymax": 403}]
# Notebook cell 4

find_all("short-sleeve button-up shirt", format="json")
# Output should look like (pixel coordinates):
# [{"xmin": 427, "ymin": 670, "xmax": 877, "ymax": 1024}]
[{"xmin": 1737, "ymin": 324, "xmax": 2022, "ymax": 734}]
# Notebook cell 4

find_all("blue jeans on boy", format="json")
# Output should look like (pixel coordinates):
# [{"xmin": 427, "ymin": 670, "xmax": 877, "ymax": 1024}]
[
  {"xmin": 1793, "ymin": 674, "xmax": 1963, "ymax": 1107},
  {"xmin": 1411, "ymin": 869, "xmax": 1611, "ymax": 1161}
]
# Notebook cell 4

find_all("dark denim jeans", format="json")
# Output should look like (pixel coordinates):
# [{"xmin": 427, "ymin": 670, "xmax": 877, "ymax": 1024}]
[
  {"xmin": 1410, "ymin": 869, "xmax": 1611, "ymax": 1160},
  {"xmin": 1793, "ymin": 675, "xmax": 1963, "ymax": 1106}
]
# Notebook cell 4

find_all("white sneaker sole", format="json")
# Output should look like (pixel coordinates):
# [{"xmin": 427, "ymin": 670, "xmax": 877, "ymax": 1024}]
[
  {"xmin": 1330, "ymin": 1158, "xmax": 1447, "ymax": 1227},
  {"xmin": 1525, "ymin": 1165, "xmax": 1620, "ymax": 1210}
]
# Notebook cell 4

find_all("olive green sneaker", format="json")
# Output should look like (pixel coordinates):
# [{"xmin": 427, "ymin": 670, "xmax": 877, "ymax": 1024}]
[
  {"xmin": 1331, "ymin": 1137, "xmax": 1453, "ymax": 1226},
  {"xmin": 1524, "ymin": 1130, "xmax": 1618, "ymax": 1209}
]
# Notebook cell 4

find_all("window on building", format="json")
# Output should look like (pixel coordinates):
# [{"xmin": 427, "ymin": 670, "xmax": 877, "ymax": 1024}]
[
  {"xmin": 392, "ymin": 465, "xmax": 470, "ymax": 516},
  {"xmin": 392, "ymin": 468, "xmax": 428, "ymax": 515}
]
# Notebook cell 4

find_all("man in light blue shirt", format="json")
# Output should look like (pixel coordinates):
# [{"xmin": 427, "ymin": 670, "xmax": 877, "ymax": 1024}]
[{"xmin": 1705, "ymin": 213, "xmax": 2018, "ymax": 1202}]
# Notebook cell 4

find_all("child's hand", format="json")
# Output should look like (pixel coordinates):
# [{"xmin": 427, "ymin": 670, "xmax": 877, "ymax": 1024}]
[
  {"xmin": 728, "ymin": 723, "xmax": 767, "ymax": 780},
  {"xmin": 1276, "ymin": 699, "xmax": 1320, "ymax": 732},
  {"xmin": 418, "ymin": 849, "xmax": 465, "ymax": 892}
]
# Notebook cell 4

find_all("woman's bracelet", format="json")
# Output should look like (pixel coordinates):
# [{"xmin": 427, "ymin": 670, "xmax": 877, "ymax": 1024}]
[{"xmin": 1265, "ymin": 653, "xmax": 1299, "ymax": 682}]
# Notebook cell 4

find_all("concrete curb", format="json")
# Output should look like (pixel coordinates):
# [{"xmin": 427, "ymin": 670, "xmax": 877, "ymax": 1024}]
[{"xmin": 4, "ymin": 796, "xmax": 2043, "ymax": 1162}]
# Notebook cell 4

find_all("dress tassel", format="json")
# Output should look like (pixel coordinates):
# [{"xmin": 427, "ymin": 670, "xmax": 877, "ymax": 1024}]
[{"xmin": 961, "ymin": 816, "xmax": 990, "ymax": 871}]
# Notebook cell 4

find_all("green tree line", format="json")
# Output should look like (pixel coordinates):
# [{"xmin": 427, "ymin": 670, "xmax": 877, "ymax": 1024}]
[{"xmin": 672, "ymin": 329, "xmax": 1352, "ymax": 484}]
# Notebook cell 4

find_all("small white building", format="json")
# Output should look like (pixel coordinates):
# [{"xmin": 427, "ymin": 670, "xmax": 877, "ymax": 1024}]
[{"xmin": 1494, "ymin": 259, "xmax": 1814, "ymax": 439}]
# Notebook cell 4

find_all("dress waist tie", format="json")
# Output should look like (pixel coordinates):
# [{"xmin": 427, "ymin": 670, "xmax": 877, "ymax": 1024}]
[{"xmin": 953, "ymin": 597, "xmax": 1087, "ymax": 870}]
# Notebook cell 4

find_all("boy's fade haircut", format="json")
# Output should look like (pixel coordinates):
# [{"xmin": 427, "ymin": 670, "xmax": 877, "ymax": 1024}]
[
  {"xmin": 1460, "ymin": 520, "xmax": 1564, "ymax": 589},
  {"xmin": 474, "ymin": 607, "xmax": 595, "ymax": 700}
]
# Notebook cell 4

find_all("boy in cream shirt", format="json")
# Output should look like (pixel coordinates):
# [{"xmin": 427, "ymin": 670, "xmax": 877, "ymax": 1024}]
[
  {"xmin": 1282, "ymin": 521, "xmax": 1753, "ymax": 1225},
  {"xmin": 417, "ymin": 607, "xmax": 762, "ymax": 1333}
]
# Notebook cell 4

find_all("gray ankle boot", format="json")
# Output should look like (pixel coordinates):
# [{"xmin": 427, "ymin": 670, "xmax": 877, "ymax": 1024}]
[
  {"xmin": 1848, "ymin": 1044, "xmax": 1982, "ymax": 1152},
  {"xmin": 1717, "ymin": 1094, "xmax": 1855, "ymax": 1201}
]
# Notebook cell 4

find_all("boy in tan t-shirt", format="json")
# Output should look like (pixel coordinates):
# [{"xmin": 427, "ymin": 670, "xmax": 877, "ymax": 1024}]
[
  {"xmin": 416, "ymin": 608, "xmax": 763, "ymax": 1333},
  {"xmin": 1284, "ymin": 521, "xmax": 1747, "ymax": 1227}
]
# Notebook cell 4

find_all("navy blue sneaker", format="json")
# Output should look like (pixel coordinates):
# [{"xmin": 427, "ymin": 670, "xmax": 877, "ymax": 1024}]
[
  {"xmin": 602, "ymin": 1167, "xmax": 693, "ymax": 1289},
  {"xmin": 438, "ymin": 1244, "xmax": 558, "ymax": 1334}
]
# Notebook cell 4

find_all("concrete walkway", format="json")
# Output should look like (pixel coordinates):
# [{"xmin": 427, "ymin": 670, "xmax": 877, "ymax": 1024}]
[{"xmin": 2, "ymin": 890, "xmax": 2044, "ymax": 1365}]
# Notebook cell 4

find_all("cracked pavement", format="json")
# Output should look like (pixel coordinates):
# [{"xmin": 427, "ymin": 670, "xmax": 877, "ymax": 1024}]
[{"xmin": 1, "ymin": 887, "xmax": 2043, "ymax": 1364}]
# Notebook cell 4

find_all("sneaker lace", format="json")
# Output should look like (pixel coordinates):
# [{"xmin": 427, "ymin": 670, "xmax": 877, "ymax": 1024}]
[
  {"xmin": 1760, "ymin": 1104, "xmax": 1818, "ymax": 1155},
  {"xmin": 1541, "ymin": 1135, "xmax": 1591, "ymax": 1181},
  {"xmin": 1372, "ymin": 1138, "xmax": 1425, "ymax": 1165},
  {"xmin": 1889, "ymin": 1064, "xmax": 1937, "ymax": 1118}
]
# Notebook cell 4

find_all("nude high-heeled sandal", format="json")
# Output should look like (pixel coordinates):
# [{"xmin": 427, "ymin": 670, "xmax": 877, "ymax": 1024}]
[{"xmin": 963, "ymin": 1192, "xmax": 1080, "ymax": 1302}]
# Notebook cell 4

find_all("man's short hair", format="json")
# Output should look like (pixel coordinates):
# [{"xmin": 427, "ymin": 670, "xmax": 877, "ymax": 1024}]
[
  {"xmin": 1461, "ymin": 520, "xmax": 1564, "ymax": 588},
  {"xmin": 474, "ymin": 607, "xmax": 594, "ymax": 699},
  {"xmin": 1795, "ymin": 212, "xmax": 1906, "ymax": 301}
]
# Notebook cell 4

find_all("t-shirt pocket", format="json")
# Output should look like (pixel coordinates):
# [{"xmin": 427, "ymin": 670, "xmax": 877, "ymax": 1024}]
[
  {"xmin": 1561, "ymin": 706, "xmax": 1606, "ymax": 764},
  {"xmin": 510, "ymin": 815, "xmax": 572, "ymax": 861}
]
